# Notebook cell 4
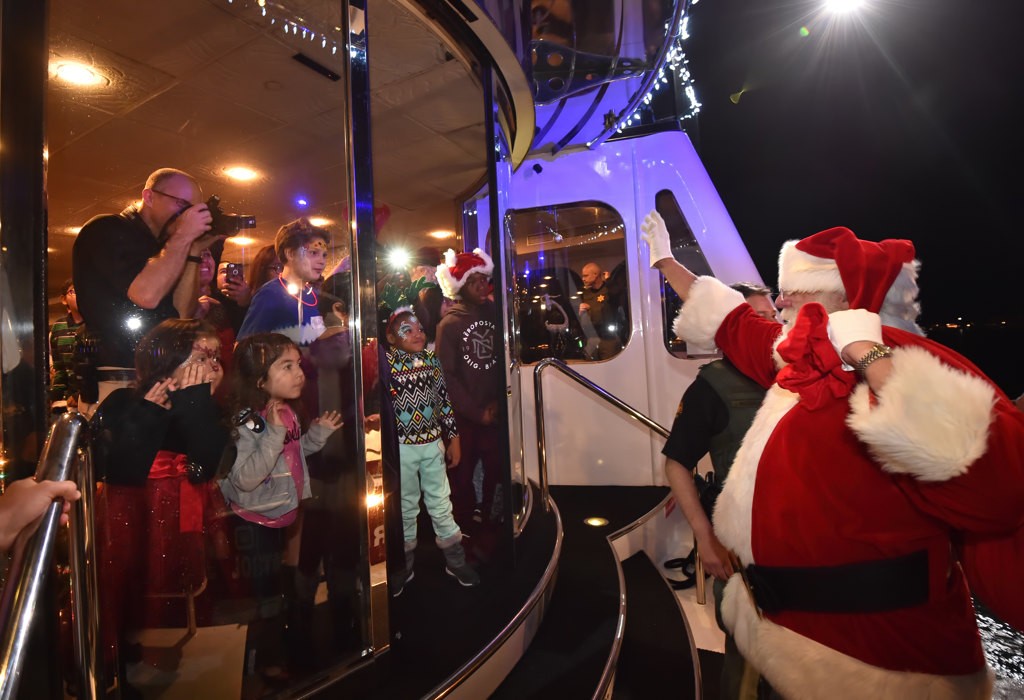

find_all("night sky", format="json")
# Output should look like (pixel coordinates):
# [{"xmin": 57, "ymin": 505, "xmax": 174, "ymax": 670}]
[{"xmin": 683, "ymin": 0, "xmax": 1024, "ymax": 393}]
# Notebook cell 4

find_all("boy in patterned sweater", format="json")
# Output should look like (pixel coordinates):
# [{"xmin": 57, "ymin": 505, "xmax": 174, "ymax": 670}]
[{"xmin": 385, "ymin": 305, "xmax": 480, "ymax": 591}]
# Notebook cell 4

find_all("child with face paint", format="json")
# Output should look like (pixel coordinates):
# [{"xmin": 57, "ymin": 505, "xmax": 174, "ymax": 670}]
[
  {"xmin": 236, "ymin": 218, "xmax": 329, "ymax": 347},
  {"xmin": 90, "ymin": 318, "xmax": 229, "ymax": 682},
  {"xmin": 384, "ymin": 306, "xmax": 480, "ymax": 591}
]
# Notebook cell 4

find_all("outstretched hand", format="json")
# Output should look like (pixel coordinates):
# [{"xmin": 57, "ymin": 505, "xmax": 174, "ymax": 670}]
[
  {"xmin": 313, "ymin": 410, "xmax": 343, "ymax": 433},
  {"xmin": 640, "ymin": 209, "xmax": 674, "ymax": 268},
  {"xmin": 0, "ymin": 478, "xmax": 82, "ymax": 552}
]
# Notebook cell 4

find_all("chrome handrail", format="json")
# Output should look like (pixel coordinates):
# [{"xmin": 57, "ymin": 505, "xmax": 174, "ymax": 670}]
[
  {"xmin": 68, "ymin": 445, "xmax": 101, "ymax": 700},
  {"xmin": 533, "ymin": 358, "xmax": 670, "ymax": 514},
  {"xmin": 0, "ymin": 412, "xmax": 91, "ymax": 700},
  {"xmin": 514, "ymin": 475, "xmax": 533, "ymax": 538},
  {"xmin": 532, "ymin": 358, "xmax": 707, "ymax": 604}
]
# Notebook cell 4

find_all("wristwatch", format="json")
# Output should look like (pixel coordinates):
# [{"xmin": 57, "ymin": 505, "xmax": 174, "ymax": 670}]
[{"xmin": 855, "ymin": 343, "xmax": 893, "ymax": 374}]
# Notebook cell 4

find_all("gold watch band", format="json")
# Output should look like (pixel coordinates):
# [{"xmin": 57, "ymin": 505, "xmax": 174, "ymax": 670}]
[{"xmin": 855, "ymin": 343, "xmax": 893, "ymax": 373}]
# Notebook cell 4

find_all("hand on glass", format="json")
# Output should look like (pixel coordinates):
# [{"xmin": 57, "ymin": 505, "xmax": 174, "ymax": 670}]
[{"xmin": 313, "ymin": 410, "xmax": 343, "ymax": 433}]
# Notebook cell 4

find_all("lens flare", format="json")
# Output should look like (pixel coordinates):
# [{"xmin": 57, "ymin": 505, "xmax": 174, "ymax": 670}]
[{"xmin": 825, "ymin": 0, "xmax": 865, "ymax": 13}]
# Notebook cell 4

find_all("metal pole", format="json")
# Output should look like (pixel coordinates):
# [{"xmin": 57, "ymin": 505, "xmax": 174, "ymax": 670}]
[
  {"xmin": 68, "ymin": 446, "xmax": 101, "ymax": 699},
  {"xmin": 533, "ymin": 363, "xmax": 551, "ymax": 513},
  {"xmin": 0, "ymin": 412, "xmax": 88, "ymax": 700}
]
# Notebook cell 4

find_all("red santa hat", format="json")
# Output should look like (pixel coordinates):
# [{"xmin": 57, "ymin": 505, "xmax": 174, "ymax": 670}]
[
  {"xmin": 777, "ymin": 227, "xmax": 917, "ymax": 313},
  {"xmin": 436, "ymin": 248, "xmax": 494, "ymax": 300}
]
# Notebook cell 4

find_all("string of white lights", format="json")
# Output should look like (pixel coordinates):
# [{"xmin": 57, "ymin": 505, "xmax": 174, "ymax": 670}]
[
  {"xmin": 221, "ymin": 0, "xmax": 347, "ymax": 57},
  {"xmin": 614, "ymin": 5, "xmax": 703, "ymax": 135}
]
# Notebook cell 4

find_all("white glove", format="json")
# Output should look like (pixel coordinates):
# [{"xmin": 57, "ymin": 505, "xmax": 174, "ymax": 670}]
[
  {"xmin": 828, "ymin": 309, "xmax": 883, "ymax": 367},
  {"xmin": 640, "ymin": 210, "xmax": 674, "ymax": 268}
]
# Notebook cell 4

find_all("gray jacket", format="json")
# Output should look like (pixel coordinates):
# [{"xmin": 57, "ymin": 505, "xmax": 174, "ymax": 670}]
[{"xmin": 220, "ymin": 421, "xmax": 331, "ymax": 521}]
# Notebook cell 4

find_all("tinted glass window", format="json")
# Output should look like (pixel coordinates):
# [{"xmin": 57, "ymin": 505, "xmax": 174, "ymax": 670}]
[{"xmin": 509, "ymin": 202, "xmax": 629, "ymax": 364}]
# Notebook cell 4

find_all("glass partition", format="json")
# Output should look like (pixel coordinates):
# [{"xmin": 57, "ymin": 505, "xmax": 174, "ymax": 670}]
[
  {"xmin": 486, "ymin": 69, "xmax": 526, "ymax": 536},
  {"xmin": 46, "ymin": 0, "xmax": 368, "ymax": 695}
]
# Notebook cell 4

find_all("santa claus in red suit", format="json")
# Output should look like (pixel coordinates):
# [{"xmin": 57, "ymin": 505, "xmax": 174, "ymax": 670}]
[{"xmin": 641, "ymin": 212, "xmax": 1024, "ymax": 699}]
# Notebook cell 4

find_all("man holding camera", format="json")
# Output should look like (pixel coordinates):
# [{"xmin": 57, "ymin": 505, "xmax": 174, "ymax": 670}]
[{"xmin": 72, "ymin": 167, "xmax": 220, "ymax": 407}]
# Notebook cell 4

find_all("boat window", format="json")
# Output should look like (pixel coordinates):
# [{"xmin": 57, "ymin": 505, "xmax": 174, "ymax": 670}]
[
  {"xmin": 655, "ymin": 189, "xmax": 716, "ymax": 357},
  {"xmin": 508, "ymin": 202, "xmax": 630, "ymax": 364}
]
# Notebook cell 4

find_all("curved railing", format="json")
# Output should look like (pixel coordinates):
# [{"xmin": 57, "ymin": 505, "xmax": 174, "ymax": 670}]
[
  {"xmin": 0, "ymin": 412, "xmax": 100, "ymax": 700},
  {"xmin": 429, "ymin": 482, "xmax": 563, "ymax": 698},
  {"xmin": 532, "ymin": 358, "xmax": 709, "ymax": 698},
  {"xmin": 533, "ymin": 358, "xmax": 671, "ymax": 512}
]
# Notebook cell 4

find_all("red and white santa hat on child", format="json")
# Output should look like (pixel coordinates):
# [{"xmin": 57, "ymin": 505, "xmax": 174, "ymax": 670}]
[
  {"xmin": 436, "ymin": 248, "xmax": 494, "ymax": 300},
  {"xmin": 778, "ymin": 226, "xmax": 919, "ymax": 318}
]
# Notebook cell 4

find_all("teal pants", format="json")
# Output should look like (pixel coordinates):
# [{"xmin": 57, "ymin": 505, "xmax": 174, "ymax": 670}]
[{"xmin": 399, "ymin": 440, "xmax": 461, "ymax": 543}]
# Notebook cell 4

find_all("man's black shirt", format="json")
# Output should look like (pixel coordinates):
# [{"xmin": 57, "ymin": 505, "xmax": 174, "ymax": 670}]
[
  {"xmin": 72, "ymin": 207, "xmax": 179, "ymax": 367},
  {"xmin": 661, "ymin": 375, "xmax": 728, "ymax": 470}
]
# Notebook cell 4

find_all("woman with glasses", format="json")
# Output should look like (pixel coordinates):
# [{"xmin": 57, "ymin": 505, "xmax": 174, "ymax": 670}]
[{"xmin": 247, "ymin": 244, "xmax": 284, "ymax": 294}]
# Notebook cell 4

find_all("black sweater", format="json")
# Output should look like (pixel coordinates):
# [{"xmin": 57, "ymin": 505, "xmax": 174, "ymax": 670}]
[{"xmin": 91, "ymin": 384, "xmax": 228, "ymax": 486}]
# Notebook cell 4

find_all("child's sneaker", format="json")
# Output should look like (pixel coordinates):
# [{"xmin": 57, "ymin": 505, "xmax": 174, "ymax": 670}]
[
  {"xmin": 393, "ymin": 540, "xmax": 417, "ymax": 597},
  {"xmin": 440, "ymin": 539, "xmax": 480, "ymax": 587},
  {"xmin": 445, "ymin": 564, "xmax": 480, "ymax": 587},
  {"xmin": 392, "ymin": 568, "xmax": 414, "ymax": 597}
]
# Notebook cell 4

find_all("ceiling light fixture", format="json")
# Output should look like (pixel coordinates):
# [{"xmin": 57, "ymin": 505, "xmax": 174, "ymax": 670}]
[
  {"xmin": 223, "ymin": 166, "xmax": 259, "ymax": 181},
  {"xmin": 52, "ymin": 61, "xmax": 108, "ymax": 87},
  {"xmin": 226, "ymin": 236, "xmax": 256, "ymax": 246},
  {"xmin": 308, "ymin": 217, "xmax": 332, "ymax": 227},
  {"xmin": 428, "ymin": 230, "xmax": 456, "ymax": 240}
]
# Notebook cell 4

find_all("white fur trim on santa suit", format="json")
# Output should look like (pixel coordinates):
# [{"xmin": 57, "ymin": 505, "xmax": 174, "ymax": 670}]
[
  {"xmin": 435, "ymin": 248, "xmax": 494, "ymax": 300},
  {"xmin": 778, "ymin": 240, "xmax": 845, "ymax": 295},
  {"xmin": 846, "ymin": 345, "xmax": 996, "ymax": 482},
  {"xmin": 713, "ymin": 384, "xmax": 797, "ymax": 564},
  {"xmin": 720, "ymin": 578, "xmax": 994, "ymax": 700},
  {"xmin": 672, "ymin": 276, "xmax": 745, "ymax": 347}
]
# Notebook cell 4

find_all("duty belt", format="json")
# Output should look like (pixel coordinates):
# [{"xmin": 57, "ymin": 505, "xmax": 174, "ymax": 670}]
[{"xmin": 744, "ymin": 549, "xmax": 929, "ymax": 614}]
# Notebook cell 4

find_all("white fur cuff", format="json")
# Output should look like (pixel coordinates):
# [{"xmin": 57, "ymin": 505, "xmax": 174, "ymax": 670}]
[
  {"xmin": 721, "ymin": 578, "xmax": 993, "ymax": 700},
  {"xmin": 846, "ymin": 345, "xmax": 996, "ymax": 481},
  {"xmin": 672, "ymin": 277, "xmax": 745, "ymax": 347}
]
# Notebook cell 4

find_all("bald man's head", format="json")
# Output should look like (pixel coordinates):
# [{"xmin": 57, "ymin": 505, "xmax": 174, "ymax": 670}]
[{"xmin": 582, "ymin": 262, "xmax": 604, "ymax": 290}]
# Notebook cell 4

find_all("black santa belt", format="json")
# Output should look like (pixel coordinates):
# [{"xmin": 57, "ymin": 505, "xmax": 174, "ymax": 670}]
[{"xmin": 744, "ymin": 549, "xmax": 929, "ymax": 614}]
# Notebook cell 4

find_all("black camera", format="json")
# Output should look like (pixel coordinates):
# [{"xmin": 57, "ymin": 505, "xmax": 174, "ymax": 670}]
[{"xmin": 207, "ymin": 195, "xmax": 256, "ymax": 237}]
